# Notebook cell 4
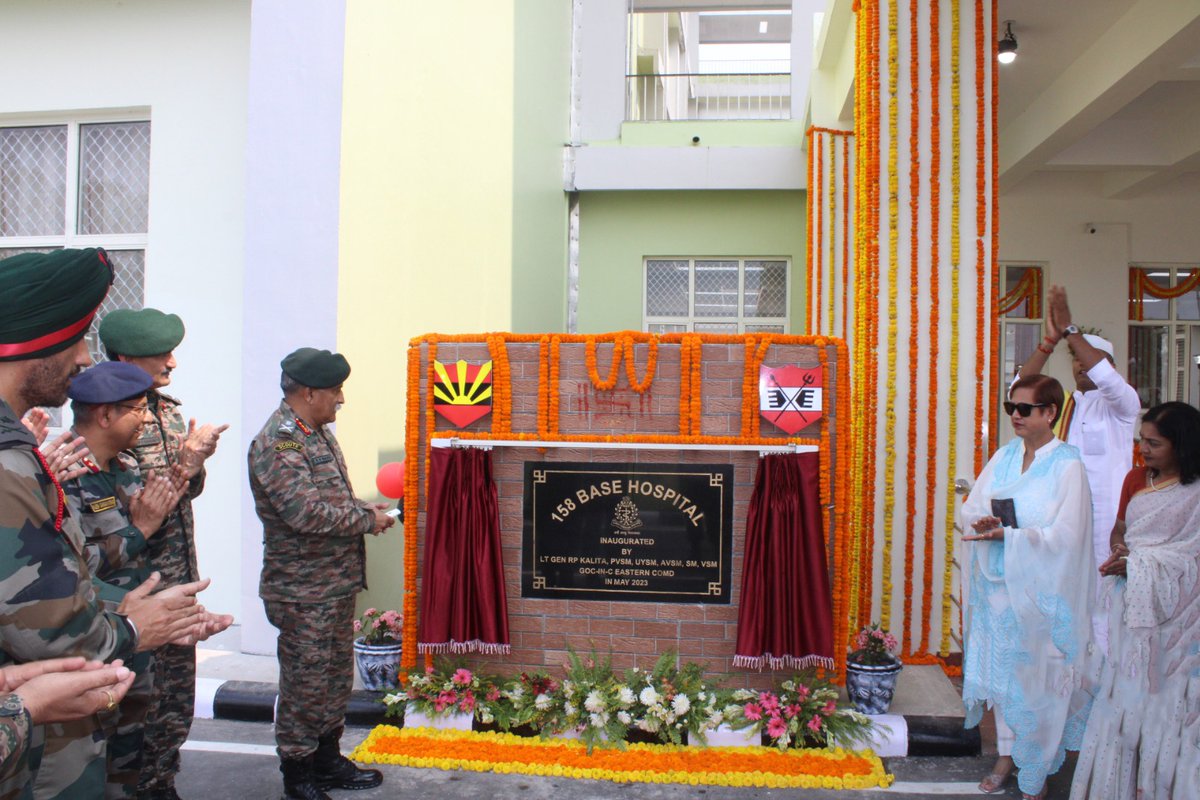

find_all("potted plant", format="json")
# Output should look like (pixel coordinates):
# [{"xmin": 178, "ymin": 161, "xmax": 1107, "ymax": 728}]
[
  {"xmin": 553, "ymin": 648, "xmax": 633, "ymax": 752},
  {"xmin": 390, "ymin": 661, "xmax": 496, "ymax": 730},
  {"xmin": 625, "ymin": 651, "xmax": 713, "ymax": 746},
  {"xmin": 352, "ymin": 607, "xmax": 403, "ymax": 691},
  {"xmin": 845, "ymin": 623, "xmax": 902, "ymax": 715},
  {"xmin": 723, "ymin": 670, "xmax": 876, "ymax": 750}
]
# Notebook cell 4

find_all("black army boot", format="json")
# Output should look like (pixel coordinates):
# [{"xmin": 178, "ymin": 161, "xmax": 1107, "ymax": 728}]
[
  {"xmin": 312, "ymin": 727, "xmax": 383, "ymax": 790},
  {"xmin": 280, "ymin": 756, "xmax": 332, "ymax": 800}
]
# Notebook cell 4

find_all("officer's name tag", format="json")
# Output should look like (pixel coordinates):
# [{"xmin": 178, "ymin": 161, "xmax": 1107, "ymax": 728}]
[
  {"xmin": 89, "ymin": 497, "xmax": 118, "ymax": 513},
  {"xmin": 275, "ymin": 441, "xmax": 304, "ymax": 452},
  {"xmin": 311, "ymin": 454, "xmax": 334, "ymax": 466}
]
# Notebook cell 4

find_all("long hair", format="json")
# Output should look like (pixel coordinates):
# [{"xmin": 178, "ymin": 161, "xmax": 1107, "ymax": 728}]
[
  {"xmin": 1141, "ymin": 402, "xmax": 1200, "ymax": 485},
  {"xmin": 1009, "ymin": 374, "xmax": 1065, "ymax": 427}
]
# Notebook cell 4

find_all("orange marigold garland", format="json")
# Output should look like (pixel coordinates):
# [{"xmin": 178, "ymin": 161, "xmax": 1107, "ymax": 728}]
[
  {"xmin": 902, "ymin": 0, "xmax": 920, "ymax": 657},
  {"xmin": 828, "ymin": 132, "xmax": 837, "ymax": 335},
  {"xmin": 586, "ymin": 337, "xmax": 623, "ymax": 390},
  {"xmin": 401, "ymin": 341, "xmax": 424, "ymax": 679},
  {"xmin": 538, "ymin": 335, "xmax": 550, "ymax": 437},
  {"xmin": 741, "ymin": 337, "xmax": 758, "ymax": 438},
  {"xmin": 689, "ymin": 336, "xmax": 703, "ymax": 436},
  {"xmin": 423, "ymin": 337, "xmax": 438, "ymax": 671},
  {"xmin": 815, "ymin": 131, "xmax": 824, "ymax": 335},
  {"xmin": 549, "ymin": 336, "xmax": 562, "ymax": 435},
  {"xmin": 623, "ymin": 335, "xmax": 658, "ymax": 394},
  {"xmin": 972, "ymin": 0, "xmax": 986, "ymax": 477},
  {"xmin": 879, "ymin": 0, "xmax": 899, "ymax": 632}
]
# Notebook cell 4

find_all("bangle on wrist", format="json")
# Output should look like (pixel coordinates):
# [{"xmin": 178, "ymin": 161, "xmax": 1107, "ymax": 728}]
[{"xmin": 1037, "ymin": 344, "xmax": 1054, "ymax": 355}]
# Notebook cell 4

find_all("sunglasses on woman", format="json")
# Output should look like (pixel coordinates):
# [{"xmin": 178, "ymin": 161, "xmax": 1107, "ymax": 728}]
[{"xmin": 1003, "ymin": 401, "xmax": 1050, "ymax": 417}]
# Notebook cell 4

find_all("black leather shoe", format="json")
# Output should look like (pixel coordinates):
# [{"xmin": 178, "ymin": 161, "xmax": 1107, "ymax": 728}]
[
  {"xmin": 281, "ymin": 757, "xmax": 332, "ymax": 800},
  {"xmin": 312, "ymin": 753, "xmax": 383, "ymax": 790},
  {"xmin": 312, "ymin": 727, "xmax": 383, "ymax": 791}
]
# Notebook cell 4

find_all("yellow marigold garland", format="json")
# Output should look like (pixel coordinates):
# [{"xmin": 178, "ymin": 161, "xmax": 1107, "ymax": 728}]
[
  {"xmin": 351, "ymin": 727, "xmax": 893, "ymax": 791},
  {"xmin": 972, "ymin": 0, "xmax": 987, "ymax": 477},
  {"xmin": 828, "ymin": 132, "xmax": 837, "ymax": 335},
  {"xmin": 902, "ymin": 0, "xmax": 920, "ymax": 657},
  {"xmin": 920, "ymin": 0, "xmax": 941, "ymax": 657},
  {"xmin": 815, "ymin": 132, "xmax": 824, "ymax": 334},
  {"xmin": 940, "ymin": 0, "xmax": 962, "ymax": 658}
]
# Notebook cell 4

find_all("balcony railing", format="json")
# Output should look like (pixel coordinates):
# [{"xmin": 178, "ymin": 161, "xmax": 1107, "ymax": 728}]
[{"xmin": 626, "ymin": 73, "xmax": 791, "ymax": 122}]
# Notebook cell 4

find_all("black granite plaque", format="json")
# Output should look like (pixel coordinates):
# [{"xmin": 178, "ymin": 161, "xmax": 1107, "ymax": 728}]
[{"xmin": 522, "ymin": 462, "xmax": 733, "ymax": 603}]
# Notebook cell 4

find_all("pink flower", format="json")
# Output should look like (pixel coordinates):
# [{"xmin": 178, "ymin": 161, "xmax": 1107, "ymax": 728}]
[
  {"xmin": 794, "ymin": 684, "xmax": 810, "ymax": 700},
  {"xmin": 883, "ymin": 634, "xmax": 899, "ymax": 651},
  {"xmin": 486, "ymin": 687, "xmax": 501, "ymax": 702},
  {"xmin": 459, "ymin": 692, "xmax": 476, "ymax": 712},
  {"xmin": 855, "ymin": 633, "xmax": 868, "ymax": 649},
  {"xmin": 822, "ymin": 701, "xmax": 837, "ymax": 715},
  {"xmin": 807, "ymin": 715, "xmax": 823, "ymax": 732},
  {"xmin": 783, "ymin": 703, "xmax": 802, "ymax": 719},
  {"xmin": 743, "ymin": 702, "xmax": 763, "ymax": 721},
  {"xmin": 871, "ymin": 629, "xmax": 885, "ymax": 640},
  {"xmin": 451, "ymin": 668, "xmax": 473, "ymax": 686},
  {"xmin": 352, "ymin": 620, "xmax": 362, "ymax": 632},
  {"xmin": 406, "ymin": 687, "xmax": 418, "ymax": 699},
  {"xmin": 759, "ymin": 692, "xmax": 780, "ymax": 712},
  {"xmin": 766, "ymin": 716, "xmax": 788, "ymax": 738},
  {"xmin": 425, "ymin": 666, "xmax": 435, "ymax": 675},
  {"xmin": 365, "ymin": 607, "xmax": 378, "ymax": 617},
  {"xmin": 436, "ymin": 690, "xmax": 456, "ymax": 710}
]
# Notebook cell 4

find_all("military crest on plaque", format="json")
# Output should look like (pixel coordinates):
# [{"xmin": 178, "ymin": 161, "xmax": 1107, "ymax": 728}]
[
  {"xmin": 758, "ymin": 364, "xmax": 823, "ymax": 435},
  {"xmin": 433, "ymin": 359, "xmax": 493, "ymax": 428}
]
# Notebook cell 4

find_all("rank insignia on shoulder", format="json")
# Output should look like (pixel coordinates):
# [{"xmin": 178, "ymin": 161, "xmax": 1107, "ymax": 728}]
[
  {"xmin": 311, "ymin": 454, "xmax": 334, "ymax": 466},
  {"xmin": 88, "ymin": 497, "xmax": 118, "ymax": 513},
  {"xmin": 274, "ymin": 441, "xmax": 304, "ymax": 453},
  {"xmin": 278, "ymin": 421, "xmax": 295, "ymax": 434}
]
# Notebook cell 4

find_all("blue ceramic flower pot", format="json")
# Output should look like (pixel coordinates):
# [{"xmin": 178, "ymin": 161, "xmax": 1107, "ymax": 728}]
[
  {"xmin": 353, "ymin": 638, "xmax": 402, "ymax": 692},
  {"xmin": 845, "ymin": 659, "xmax": 902, "ymax": 715}
]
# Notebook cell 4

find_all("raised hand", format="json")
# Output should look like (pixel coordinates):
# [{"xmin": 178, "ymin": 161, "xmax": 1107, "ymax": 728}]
[
  {"xmin": 118, "ymin": 573, "xmax": 209, "ymax": 652},
  {"xmin": 39, "ymin": 430, "xmax": 94, "ymax": 483},
  {"xmin": 129, "ymin": 471, "xmax": 188, "ymax": 537},
  {"xmin": 179, "ymin": 420, "xmax": 229, "ymax": 477},
  {"xmin": 21, "ymin": 408, "xmax": 51, "ymax": 445}
]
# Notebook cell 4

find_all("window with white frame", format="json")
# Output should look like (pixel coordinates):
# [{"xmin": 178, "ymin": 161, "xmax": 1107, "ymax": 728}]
[
  {"xmin": 1128, "ymin": 264, "xmax": 1200, "ymax": 409},
  {"xmin": 644, "ymin": 258, "xmax": 789, "ymax": 334},
  {"xmin": 996, "ymin": 264, "xmax": 1044, "ymax": 441},
  {"xmin": 0, "ymin": 117, "xmax": 150, "ymax": 362}
]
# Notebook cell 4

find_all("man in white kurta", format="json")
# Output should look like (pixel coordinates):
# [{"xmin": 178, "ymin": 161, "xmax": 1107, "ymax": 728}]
[{"xmin": 1017, "ymin": 287, "xmax": 1140, "ymax": 652}]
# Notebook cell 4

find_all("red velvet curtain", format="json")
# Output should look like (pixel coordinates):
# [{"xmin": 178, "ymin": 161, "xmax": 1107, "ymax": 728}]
[
  {"xmin": 734, "ymin": 451, "xmax": 834, "ymax": 670},
  {"xmin": 418, "ymin": 446, "xmax": 510, "ymax": 654}
]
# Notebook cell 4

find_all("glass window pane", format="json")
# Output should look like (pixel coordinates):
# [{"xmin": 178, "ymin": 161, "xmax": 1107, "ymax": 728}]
[
  {"xmin": 1133, "ymin": 269, "xmax": 1171, "ymax": 321},
  {"xmin": 78, "ymin": 122, "xmax": 151, "ymax": 235},
  {"xmin": 645, "ymin": 260, "xmax": 689, "ymax": 316},
  {"xmin": 694, "ymin": 322, "xmax": 738, "ymax": 333},
  {"xmin": 1002, "ymin": 265, "xmax": 1039, "ymax": 319},
  {"xmin": 0, "ymin": 125, "xmax": 67, "ymax": 236},
  {"xmin": 89, "ymin": 250, "xmax": 145, "ymax": 362},
  {"xmin": 745, "ymin": 324, "xmax": 785, "ymax": 333},
  {"xmin": 744, "ymin": 260, "xmax": 787, "ymax": 317},
  {"xmin": 694, "ymin": 260, "xmax": 738, "ymax": 317},
  {"xmin": 1001, "ymin": 322, "xmax": 1041, "ymax": 384},
  {"xmin": 1128, "ymin": 325, "xmax": 1168, "ymax": 408},
  {"xmin": 647, "ymin": 322, "xmax": 688, "ymax": 334},
  {"xmin": 1176, "ymin": 270, "xmax": 1199, "ymax": 321}
]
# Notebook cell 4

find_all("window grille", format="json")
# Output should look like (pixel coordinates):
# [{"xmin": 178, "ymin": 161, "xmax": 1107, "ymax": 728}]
[{"xmin": 644, "ymin": 258, "xmax": 789, "ymax": 334}]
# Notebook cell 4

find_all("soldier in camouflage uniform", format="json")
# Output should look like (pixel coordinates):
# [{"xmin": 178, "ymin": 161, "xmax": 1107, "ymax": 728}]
[
  {"xmin": 0, "ymin": 249, "xmax": 208, "ymax": 800},
  {"xmin": 249, "ymin": 348, "xmax": 394, "ymax": 800},
  {"xmin": 62, "ymin": 363, "xmax": 189, "ymax": 800},
  {"xmin": 97, "ymin": 310, "xmax": 228, "ymax": 800}
]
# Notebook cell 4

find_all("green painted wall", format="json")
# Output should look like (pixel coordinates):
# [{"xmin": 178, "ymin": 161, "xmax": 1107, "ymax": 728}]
[
  {"xmin": 576, "ymin": 191, "xmax": 808, "ymax": 333},
  {"xmin": 510, "ymin": 0, "xmax": 572, "ymax": 333}
]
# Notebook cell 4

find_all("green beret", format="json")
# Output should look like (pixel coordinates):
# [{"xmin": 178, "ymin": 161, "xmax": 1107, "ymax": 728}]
[
  {"xmin": 98, "ymin": 308, "xmax": 185, "ymax": 357},
  {"xmin": 0, "ymin": 248, "xmax": 114, "ymax": 362},
  {"xmin": 281, "ymin": 347, "xmax": 351, "ymax": 389}
]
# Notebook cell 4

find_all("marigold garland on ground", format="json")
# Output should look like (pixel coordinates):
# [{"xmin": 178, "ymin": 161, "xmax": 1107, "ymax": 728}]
[{"xmin": 351, "ymin": 727, "xmax": 893, "ymax": 791}]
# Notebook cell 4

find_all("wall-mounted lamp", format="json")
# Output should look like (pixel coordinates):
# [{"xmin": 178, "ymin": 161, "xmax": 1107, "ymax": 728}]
[{"xmin": 998, "ymin": 20, "xmax": 1018, "ymax": 64}]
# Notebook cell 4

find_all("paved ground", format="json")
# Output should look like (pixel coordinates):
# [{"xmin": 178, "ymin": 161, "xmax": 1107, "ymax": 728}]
[{"xmin": 176, "ymin": 719, "xmax": 1079, "ymax": 799}]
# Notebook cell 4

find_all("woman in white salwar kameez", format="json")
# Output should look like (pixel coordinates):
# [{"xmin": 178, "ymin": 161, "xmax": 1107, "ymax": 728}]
[
  {"xmin": 1071, "ymin": 401, "xmax": 1200, "ymax": 800},
  {"xmin": 961, "ymin": 375, "xmax": 1097, "ymax": 800}
]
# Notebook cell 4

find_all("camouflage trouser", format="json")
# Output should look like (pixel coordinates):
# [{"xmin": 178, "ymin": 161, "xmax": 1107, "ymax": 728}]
[
  {"xmin": 264, "ymin": 596, "xmax": 356, "ymax": 759},
  {"xmin": 135, "ymin": 644, "xmax": 194, "ymax": 792},
  {"xmin": 31, "ymin": 718, "xmax": 105, "ymax": 800},
  {"xmin": 104, "ymin": 651, "xmax": 153, "ymax": 799}
]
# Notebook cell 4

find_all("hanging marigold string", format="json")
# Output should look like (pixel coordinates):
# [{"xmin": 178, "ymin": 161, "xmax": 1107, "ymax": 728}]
[
  {"xmin": 988, "ymin": 0, "xmax": 1000, "ymax": 459},
  {"xmin": 902, "ymin": 0, "xmax": 920, "ymax": 657},
  {"xmin": 862, "ymin": 0, "xmax": 882, "ymax": 631},
  {"xmin": 586, "ymin": 337, "xmax": 623, "ymax": 391},
  {"xmin": 423, "ymin": 337, "xmax": 438, "ymax": 672},
  {"xmin": 815, "ymin": 131, "xmax": 825, "ymax": 334},
  {"xmin": 623, "ymin": 335, "xmax": 658, "ymax": 394},
  {"xmin": 401, "ymin": 342, "xmax": 424, "ymax": 680},
  {"xmin": 940, "ymin": 0, "xmax": 962, "ymax": 659},
  {"xmin": 549, "ymin": 336, "xmax": 561, "ymax": 435},
  {"xmin": 807, "ymin": 129, "xmax": 817, "ymax": 333},
  {"xmin": 538, "ymin": 336, "xmax": 550, "ymax": 437},
  {"xmin": 920, "ymin": 0, "xmax": 941, "ymax": 657},
  {"xmin": 842, "ymin": 134, "xmax": 851, "ymax": 341},
  {"xmin": 972, "ymin": 0, "xmax": 987, "ymax": 477},
  {"xmin": 689, "ymin": 336, "xmax": 703, "ymax": 436},
  {"xmin": 828, "ymin": 132, "xmax": 837, "ymax": 335}
]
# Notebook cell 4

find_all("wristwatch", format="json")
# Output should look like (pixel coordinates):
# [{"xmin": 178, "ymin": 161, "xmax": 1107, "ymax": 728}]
[
  {"xmin": 1062, "ymin": 324, "xmax": 1081, "ymax": 337},
  {"xmin": 0, "ymin": 693, "xmax": 26, "ymax": 718}
]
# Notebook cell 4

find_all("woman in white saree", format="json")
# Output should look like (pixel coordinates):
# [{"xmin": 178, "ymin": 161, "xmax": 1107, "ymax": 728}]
[
  {"xmin": 960, "ymin": 375, "xmax": 1096, "ymax": 800},
  {"xmin": 1071, "ymin": 401, "xmax": 1200, "ymax": 800}
]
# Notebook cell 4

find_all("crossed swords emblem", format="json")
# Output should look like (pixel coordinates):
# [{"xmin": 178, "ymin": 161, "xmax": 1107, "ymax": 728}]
[{"xmin": 764, "ymin": 371, "xmax": 817, "ymax": 425}]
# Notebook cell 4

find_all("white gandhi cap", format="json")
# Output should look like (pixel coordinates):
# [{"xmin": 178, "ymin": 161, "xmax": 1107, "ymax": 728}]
[{"xmin": 1081, "ymin": 333, "xmax": 1114, "ymax": 358}]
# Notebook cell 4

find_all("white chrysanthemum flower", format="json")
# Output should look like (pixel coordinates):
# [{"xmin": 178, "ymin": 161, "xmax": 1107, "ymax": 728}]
[
  {"xmin": 562, "ymin": 680, "xmax": 574, "ymax": 699},
  {"xmin": 589, "ymin": 713, "xmax": 604, "ymax": 728},
  {"xmin": 639, "ymin": 686, "xmax": 660, "ymax": 706},
  {"xmin": 671, "ymin": 694, "xmax": 691, "ymax": 715},
  {"xmin": 508, "ymin": 687, "xmax": 524, "ymax": 699},
  {"xmin": 617, "ymin": 711, "xmax": 632, "ymax": 725},
  {"xmin": 479, "ymin": 710, "xmax": 494, "ymax": 724},
  {"xmin": 697, "ymin": 691, "xmax": 707, "ymax": 701},
  {"xmin": 584, "ymin": 691, "xmax": 605, "ymax": 713},
  {"xmin": 534, "ymin": 693, "xmax": 552, "ymax": 711},
  {"xmin": 617, "ymin": 686, "xmax": 635, "ymax": 706},
  {"xmin": 564, "ymin": 701, "xmax": 576, "ymax": 717},
  {"xmin": 709, "ymin": 710, "xmax": 724, "ymax": 726}
]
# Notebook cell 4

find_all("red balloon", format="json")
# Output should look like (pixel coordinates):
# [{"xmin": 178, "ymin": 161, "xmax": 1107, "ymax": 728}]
[{"xmin": 375, "ymin": 461, "xmax": 407, "ymax": 499}]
